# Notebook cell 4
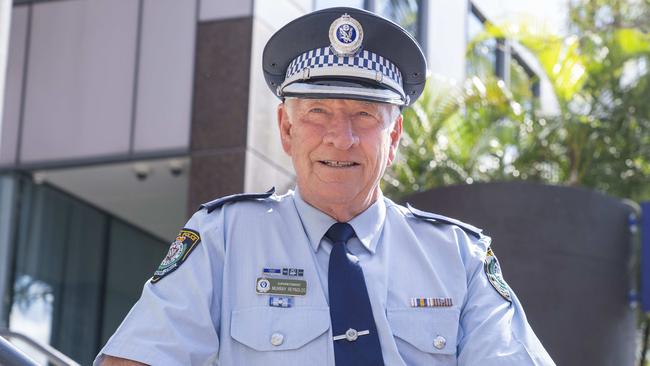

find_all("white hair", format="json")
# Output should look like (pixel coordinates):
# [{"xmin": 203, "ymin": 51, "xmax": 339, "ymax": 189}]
[{"xmin": 388, "ymin": 105, "xmax": 401, "ymax": 127}]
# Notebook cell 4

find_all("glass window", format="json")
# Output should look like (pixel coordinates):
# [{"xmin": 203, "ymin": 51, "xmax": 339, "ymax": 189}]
[
  {"xmin": 375, "ymin": 0, "xmax": 420, "ymax": 39},
  {"xmin": 7, "ymin": 176, "xmax": 167, "ymax": 365},
  {"xmin": 467, "ymin": 4, "xmax": 538, "ymax": 99},
  {"xmin": 100, "ymin": 221, "xmax": 168, "ymax": 345},
  {"xmin": 467, "ymin": 37, "xmax": 498, "ymax": 79},
  {"xmin": 313, "ymin": 0, "xmax": 424, "ymax": 45},
  {"xmin": 467, "ymin": 7, "xmax": 484, "ymax": 41},
  {"xmin": 9, "ymin": 180, "xmax": 107, "ymax": 364},
  {"xmin": 0, "ymin": 174, "xmax": 18, "ymax": 327}
]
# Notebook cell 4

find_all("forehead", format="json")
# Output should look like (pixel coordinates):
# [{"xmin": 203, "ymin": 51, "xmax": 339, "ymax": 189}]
[{"xmin": 286, "ymin": 98, "xmax": 389, "ymax": 111}]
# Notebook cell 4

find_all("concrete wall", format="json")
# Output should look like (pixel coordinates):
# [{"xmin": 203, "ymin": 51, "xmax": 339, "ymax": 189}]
[{"xmin": 187, "ymin": 12, "xmax": 253, "ymax": 212}]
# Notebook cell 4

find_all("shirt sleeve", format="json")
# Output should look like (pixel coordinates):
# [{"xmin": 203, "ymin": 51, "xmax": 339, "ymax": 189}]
[
  {"xmin": 457, "ymin": 233, "xmax": 556, "ymax": 366},
  {"xmin": 94, "ymin": 208, "xmax": 225, "ymax": 366}
]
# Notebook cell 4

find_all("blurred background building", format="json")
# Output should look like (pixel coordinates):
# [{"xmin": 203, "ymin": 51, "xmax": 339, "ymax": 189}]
[{"xmin": 0, "ymin": 0, "xmax": 579, "ymax": 364}]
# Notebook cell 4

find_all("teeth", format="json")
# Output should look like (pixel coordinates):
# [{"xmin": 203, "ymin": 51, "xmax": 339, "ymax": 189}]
[{"xmin": 322, "ymin": 160, "xmax": 355, "ymax": 167}]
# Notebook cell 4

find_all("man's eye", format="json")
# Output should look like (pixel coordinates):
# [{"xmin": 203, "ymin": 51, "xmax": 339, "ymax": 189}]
[
  {"xmin": 310, "ymin": 108, "xmax": 325, "ymax": 113},
  {"xmin": 358, "ymin": 111, "xmax": 371, "ymax": 116}
]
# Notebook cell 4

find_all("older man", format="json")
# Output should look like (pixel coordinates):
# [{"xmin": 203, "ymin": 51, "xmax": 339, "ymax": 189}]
[{"xmin": 96, "ymin": 7, "xmax": 554, "ymax": 366}]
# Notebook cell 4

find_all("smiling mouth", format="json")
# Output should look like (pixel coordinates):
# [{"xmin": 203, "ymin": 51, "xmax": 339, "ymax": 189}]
[{"xmin": 318, "ymin": 160, "xmax": 359, "ymax": 168}]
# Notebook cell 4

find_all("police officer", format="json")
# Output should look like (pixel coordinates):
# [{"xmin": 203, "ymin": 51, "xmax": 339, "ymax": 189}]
[{"xmin": 96, "ymin": 7, "xmax": 555, "ymax": 366}]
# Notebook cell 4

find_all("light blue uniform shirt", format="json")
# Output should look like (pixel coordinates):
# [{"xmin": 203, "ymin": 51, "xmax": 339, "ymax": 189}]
[{"xmin": 96, "ymin": 189, "xmax": 554, "ymax": 365}]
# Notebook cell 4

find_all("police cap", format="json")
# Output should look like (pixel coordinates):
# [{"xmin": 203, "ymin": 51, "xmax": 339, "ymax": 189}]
[{"xmin": 262, "ymin": 7, "xmax": 427, "ymax": 106}]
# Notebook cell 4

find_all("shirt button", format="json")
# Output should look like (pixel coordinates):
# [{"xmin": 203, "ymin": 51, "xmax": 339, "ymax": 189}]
[
  {"xmin": 433, "ymin": 335, "xmax": 446, "ymax": 350},
  {"xmin": 270, "ymin": 332, "xmax": 284, "ymax": 346}
]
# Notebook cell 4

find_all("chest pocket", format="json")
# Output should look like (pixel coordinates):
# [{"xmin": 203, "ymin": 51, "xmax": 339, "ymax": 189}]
[
  {"xmin": 388, "ymin": 308, "xmax": 459, "ymax": 364},
  {"xmin": 231, "ymin": 306, "xmax": 330, "ymax": 352}
]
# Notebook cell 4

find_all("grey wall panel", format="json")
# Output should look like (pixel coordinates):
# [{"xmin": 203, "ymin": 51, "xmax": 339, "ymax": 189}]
[
  {"xmin": 404, "ymin": 182, "xmax": 635, "ymax": 366},
  {"xmin": 0, "ymin": 6, "xmax": 28, "ymax": 165},
  {"xmin": 20, "ymin": 0, "xmax": 138, "ymax": 163},
  {"xmin": 133, "ymin": 0, "xmax": 196, "ymax": 153},
  {"xmin": 199, "ymin": 0, "xmax": 252, "ymax": 22}
]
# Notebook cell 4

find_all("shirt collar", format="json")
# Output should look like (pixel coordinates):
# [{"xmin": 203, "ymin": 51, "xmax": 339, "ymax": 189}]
[{"xmin": 292, "ymin": 187, "xmax": 386, "ymax": 254}]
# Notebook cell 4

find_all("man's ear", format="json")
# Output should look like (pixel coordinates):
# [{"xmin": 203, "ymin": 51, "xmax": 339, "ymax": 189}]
[
  {"xmin": 387, "ymin": 114, "xmax": 403, "ymax": 167},
  {"xmin": 277, "ymin": 103, "xmax": 292, "ymax": 155}
]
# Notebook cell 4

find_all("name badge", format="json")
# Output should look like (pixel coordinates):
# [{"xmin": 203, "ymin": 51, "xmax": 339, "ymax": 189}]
[{"xmin": 256, "ymin": 277, "xmax": 307, "ymax": 296}]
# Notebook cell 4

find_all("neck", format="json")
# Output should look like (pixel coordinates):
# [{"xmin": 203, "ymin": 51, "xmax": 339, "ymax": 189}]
[{"xmin": 298, "ymin": 186, "xmax": 381, "ymax": 222}]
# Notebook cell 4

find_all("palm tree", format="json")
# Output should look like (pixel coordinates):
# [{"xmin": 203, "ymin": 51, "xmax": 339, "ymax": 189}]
[{"xmin": 384, "ymin": 0, "xmax": 650, "ymax": 203}]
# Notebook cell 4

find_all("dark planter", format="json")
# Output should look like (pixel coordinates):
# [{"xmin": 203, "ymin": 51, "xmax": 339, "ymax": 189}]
[{"xmin": 403, "ymin": 182, "xmax": 636, "ymax": 366}]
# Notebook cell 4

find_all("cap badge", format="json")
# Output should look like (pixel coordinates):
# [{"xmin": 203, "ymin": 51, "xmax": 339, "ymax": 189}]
[{"xmin": 329, "ymin": 13, "xmax": 364, "ymax": 56}]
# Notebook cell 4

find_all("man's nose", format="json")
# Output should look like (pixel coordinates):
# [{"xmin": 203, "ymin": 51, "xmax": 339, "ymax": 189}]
[{"xmin": 323, "ymin": 115, "xmax": 360, "ymax": 149}]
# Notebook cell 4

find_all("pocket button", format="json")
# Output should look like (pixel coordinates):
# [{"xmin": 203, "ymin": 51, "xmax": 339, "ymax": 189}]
[
  {"xmin": 433, "ymin": 335, "xmax": 446, "ymax": 350},
  {"xmin": 270, "ymin": 332, "xmax": 285, "ymax": 346}
]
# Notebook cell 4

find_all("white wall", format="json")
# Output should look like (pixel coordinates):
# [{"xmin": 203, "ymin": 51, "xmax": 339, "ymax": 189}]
[
  {"xmin": 427, "ymin": 0, "xmax": 469, "ymax": 83},
  {"xmin": 244, "ymin": 0, "xmax": 313, "ymax": 194}
]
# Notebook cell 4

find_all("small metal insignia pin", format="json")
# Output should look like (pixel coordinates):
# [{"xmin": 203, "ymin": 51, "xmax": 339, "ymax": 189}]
[
  {"xmin": 269, "ymin": 296, "xmax": 293, "ymax": 308},
  {"xmin": 263, "ymin": 267, "xmax": 282, "ymax": 275}
]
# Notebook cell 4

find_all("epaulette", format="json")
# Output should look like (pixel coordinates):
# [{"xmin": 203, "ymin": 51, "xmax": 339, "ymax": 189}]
[
  {"xmin": 199, "ymin": 187, "xmax": 275, "ymax": 213},
  {"xmin": 406, "ymin": 203, "xmax": 483, "ymax": 239}
]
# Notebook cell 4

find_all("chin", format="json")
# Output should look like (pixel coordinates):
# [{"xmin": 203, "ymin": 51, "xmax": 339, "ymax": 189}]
[
  {"xmin": 318, "ymin": 184, "xmax": 356, "ymax": 199},
  {"xmin": 305, "ymin": 181, "xmax": 361, "ymax": 204}
]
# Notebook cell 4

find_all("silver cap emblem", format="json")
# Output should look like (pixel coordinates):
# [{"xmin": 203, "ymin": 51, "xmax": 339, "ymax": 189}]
[{"xmin": 329, "ymin": 14, "xmax": 364, "ymax": 56}]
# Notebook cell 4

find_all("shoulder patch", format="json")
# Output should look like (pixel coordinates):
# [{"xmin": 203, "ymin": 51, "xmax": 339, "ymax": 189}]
[
  {"xmin": 199, "ymin": 187, "xmax": 275, "ymax": 213},
  {"xmin": 484, "ymin": 247, "xmax": 512, "ymax": 302},
  {"xmin": 151, "ymin": 228, "xmax": 201, "ymax": 284},
  {"xmin": 406, "ymin": 203, "xmax": 483, "ymax": 239}
]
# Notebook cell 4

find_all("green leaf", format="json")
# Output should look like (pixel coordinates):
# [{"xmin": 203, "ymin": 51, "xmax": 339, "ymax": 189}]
[{"xmin": 614, "ymin": 28, "xmax": 650, "ymax": 55}]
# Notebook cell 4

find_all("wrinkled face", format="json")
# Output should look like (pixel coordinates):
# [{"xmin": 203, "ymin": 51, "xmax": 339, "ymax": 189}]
[{"xmin": 278, "ymin": 98, "xmax": 402, "ymax": 209}]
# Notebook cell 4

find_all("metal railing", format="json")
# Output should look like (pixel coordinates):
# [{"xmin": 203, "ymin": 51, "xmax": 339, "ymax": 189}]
[
  {"xmin": 0, "ymin": 328, "xmax": 80, "ymax": 366},
  {"xmin": 0, "ymin": 336, "xmax": 39, "ymax": 366}
]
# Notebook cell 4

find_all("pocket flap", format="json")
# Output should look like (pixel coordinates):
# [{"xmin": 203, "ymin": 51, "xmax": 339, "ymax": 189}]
[
  {"xmin": 388, "ymin": 308, "xmax": 459, "ymax": 355},
  {"xmin": 231, "ymin": 306, "xmax": 330, "ymax": 351}
]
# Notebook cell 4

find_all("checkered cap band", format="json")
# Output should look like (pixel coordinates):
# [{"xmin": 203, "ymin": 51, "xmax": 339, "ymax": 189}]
[{"xmin": 285, "ymin": 47, "xmax": 403, "ymax": 87}]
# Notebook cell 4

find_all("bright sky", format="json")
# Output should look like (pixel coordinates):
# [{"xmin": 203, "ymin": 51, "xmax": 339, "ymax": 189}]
[{"xmin": 473, "ymin": 0, "xmax": 571, "ymax": 35}]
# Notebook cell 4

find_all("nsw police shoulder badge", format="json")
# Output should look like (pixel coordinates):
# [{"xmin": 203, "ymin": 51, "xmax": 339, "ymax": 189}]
[
  {"xmin": 151, "ymin": 228, "xmax": 201, "ymax": 283},
  {"xmin": 484, "ymin": 247, "xmax": 512, "ymax": 302}
]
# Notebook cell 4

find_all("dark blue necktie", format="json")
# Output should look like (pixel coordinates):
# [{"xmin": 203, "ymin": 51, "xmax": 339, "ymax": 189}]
[{"xmin": 326, "ymin": 223, "xmax": 384, "ymax": 366}]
